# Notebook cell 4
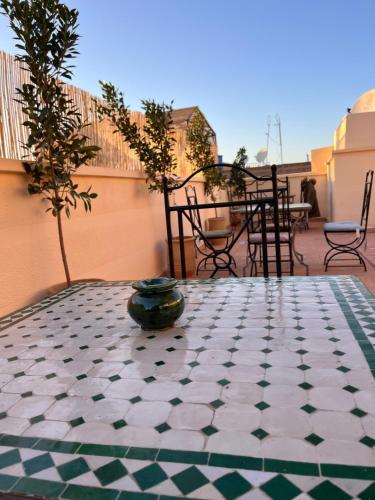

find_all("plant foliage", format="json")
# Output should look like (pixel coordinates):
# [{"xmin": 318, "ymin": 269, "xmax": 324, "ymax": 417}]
[
  {"xmin": 229, "ymin": 146, "xmax": 248, "ymax": 197},
  {"xmin": 1, "ymin": 0, "xmax": 100, "ymax": 285},
  {"xmin": 1, "ymin": 0, "xmax": 100, "ymax": 218},
  {"xmin": 98, "ymin": 81, "xmax": 177, "ymax": 193},
  {"xmin": 185, "ymin": 108, "xmax": 224, "ymax": 200}
]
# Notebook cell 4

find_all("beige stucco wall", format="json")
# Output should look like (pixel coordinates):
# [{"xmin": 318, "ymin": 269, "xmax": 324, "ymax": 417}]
[
  {"xmin": 287, "ymin": 173, "xmax": 328, "ymax": 219},
  {"xmin": 311, "ymin": 146, "xmax": 333, "ymax": 175},
  {"xmin": 326, "ymin": 105, "xmax": 375, "ymax": 226},
  {"xmin": 328, "ymin": 149, "xmax": 375, "ymax": 226},
  {"xmin": 334, "ymin": 112, "xmax": 375, "ymax": 151},
  {"xmin": 245, "ymin": 171, "xmax": 328, "ymax": 219},
  {"xmin": 0, "ymin": 159, "xmax": 218, "ymax": 317}
]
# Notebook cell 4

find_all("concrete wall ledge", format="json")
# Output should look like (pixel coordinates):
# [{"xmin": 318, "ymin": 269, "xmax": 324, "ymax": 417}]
[
  {"xmin": 0, "ymin": 158, "xmax": 205, "ymax": 183},
  {"xmin": 333, "ymin": 146, "xmax": 375, "ymax": 156}
]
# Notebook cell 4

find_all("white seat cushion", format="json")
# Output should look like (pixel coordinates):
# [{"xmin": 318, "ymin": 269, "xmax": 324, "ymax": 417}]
[
  {"xmin": 201, "ymin": 229, "xmax": 231, "ymax": 239},
  {"xmin": 249, "ymin": 232, "xmax": 290, "ymax": 244},
  {"xmin": 324, "ymin": 221, "xmax": 364, "ymax": 233}
]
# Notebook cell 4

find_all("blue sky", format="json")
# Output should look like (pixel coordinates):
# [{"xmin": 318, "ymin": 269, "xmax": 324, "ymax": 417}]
[{"xmin": 1, "ymin": 0, "xmax": 375, "ymax": 163}]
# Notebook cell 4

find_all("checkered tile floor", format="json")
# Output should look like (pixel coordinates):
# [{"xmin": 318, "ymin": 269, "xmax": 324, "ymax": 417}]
[{"xmin": 0, "ymin": 276, "xmax": 374, "ymax": 499}]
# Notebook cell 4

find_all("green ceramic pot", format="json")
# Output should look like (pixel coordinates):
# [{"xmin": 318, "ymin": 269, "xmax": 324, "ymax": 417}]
[{"xmin": 127, "ymin": 277, "xmax": 185, "ymax": 330}]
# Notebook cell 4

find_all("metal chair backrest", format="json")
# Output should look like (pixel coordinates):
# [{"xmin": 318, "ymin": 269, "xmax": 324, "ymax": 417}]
[
  {"xmin": 277, "ymin": 177, "xmax": 292, "ymax": 233},
  {"xmin": 185, "ymin": 185, "xmax": 203, "ymax": 236},
  {"xmin": 247, "ymin": 177, "xmax": 291, "ymax": 233},
  {"xmin": 226, "ymin": 184, "xmax": 234, "ymax": 203},
  {"xmin": 360, "ymin": 170, "xmax": 374, "ymax": 231}
]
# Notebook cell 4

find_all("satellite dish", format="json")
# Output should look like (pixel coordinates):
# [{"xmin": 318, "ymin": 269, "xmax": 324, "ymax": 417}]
[{"xmin": 255, "ymin": 148, "xmax": 268, "ymax": 164}]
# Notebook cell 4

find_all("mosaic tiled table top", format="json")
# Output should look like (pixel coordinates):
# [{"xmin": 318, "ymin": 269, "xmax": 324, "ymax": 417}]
[{"xmin": 0, "ymin": 276, "xmax": 374, "ymax": 499}]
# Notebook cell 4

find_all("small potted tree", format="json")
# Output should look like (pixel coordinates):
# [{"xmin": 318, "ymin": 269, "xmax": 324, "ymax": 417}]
[
  {"xmin": 185, "ymin": 108, "xmax": 226, "ymax": 232},
  {"xmin": 229, "ymin": 147, "xmax": 248, "ymax": 197},
  {"xmin": 1, "ymin": 0, "xmax": 100, "ymax": 290},
  {"xmin": 228, "ymin": 147, "xmax": 248, "ymax": 227},
  {"xmin": 98, "ymin": 83, "xmax": 195, "ymax": 277}
]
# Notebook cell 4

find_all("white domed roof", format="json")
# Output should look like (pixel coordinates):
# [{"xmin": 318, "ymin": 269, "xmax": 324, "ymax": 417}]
[{"xmin": 351, "ymin": 90, "xmax": 375, "ymax": 114}]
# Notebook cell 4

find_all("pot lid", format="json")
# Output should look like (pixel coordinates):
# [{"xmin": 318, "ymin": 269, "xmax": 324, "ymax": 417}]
[{"xmin": 132, "ymin": 277, "xmax": 178, "ymax": 293}]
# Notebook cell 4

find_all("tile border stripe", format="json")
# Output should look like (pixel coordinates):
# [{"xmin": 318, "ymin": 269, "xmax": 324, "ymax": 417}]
[
  {"xmin": 330, "ymin": 280, "xmax": 375, "ymax": 378},
  {"xmin": 1, "ymin": 434, "xmax": 374, "ymax": 481},
  {"xmin": 0, "ymin": 285, "xmax": 84, "ymax": 332},
  {"xmin": 0, "ymin": 473, "xmax": 168, "ymax": 500},
  {"xmin": 0, "ymin": 280, "xmax": 134, "ymax": 329}
]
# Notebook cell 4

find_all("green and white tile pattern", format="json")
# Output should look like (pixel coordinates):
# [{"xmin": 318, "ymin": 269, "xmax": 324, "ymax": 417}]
[{"xmin": 0, "ymin": 276, "xmax": 374, "ymax": 498}]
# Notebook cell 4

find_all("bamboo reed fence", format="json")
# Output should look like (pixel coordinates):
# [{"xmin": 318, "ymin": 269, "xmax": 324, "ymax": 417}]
[{"xmin": 0, "ymin": 51, "xmax": 207, "ymax": 177}]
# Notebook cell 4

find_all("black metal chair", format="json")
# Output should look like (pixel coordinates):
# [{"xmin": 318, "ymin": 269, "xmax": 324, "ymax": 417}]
[
  {"xmin": 185, "ymin": 185, "xmax": 234, "ymax": 274},
  {"xmin": 226, "ymin": 180, "xmax": 257, "ymax": 230},
  {"xmin": 164, "ymin": 163, "xmax": 283, "ymax": 279},
  {"xmin": 324, "ymin": 170, "xmax": 374, "ymax": 271},
  {"xmin": 246, "ymin": 177, "xmax": 294, "ymax": 276}
]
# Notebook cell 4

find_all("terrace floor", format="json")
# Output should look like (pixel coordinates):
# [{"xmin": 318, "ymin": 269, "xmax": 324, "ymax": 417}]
[
  {"xmin": 0, "ymin": 276, "xmax": 374, "ymax": 498},
  {"xmin": 194, "ymin": 220, "xmax": 375, "ymax": 293}
]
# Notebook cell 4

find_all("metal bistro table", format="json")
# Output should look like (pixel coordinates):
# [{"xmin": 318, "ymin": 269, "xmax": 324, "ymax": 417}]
[
  {"xmin": 241, "ymin": 201, "xmax": 312, "ymax": 275},
  {"xmin": 287, "ymin": 202, "xmax": 312, "ymax": 229},
  {"xmin": 284, "ymin": 202, "xmax": 312, "ymax": 275},
  {"xmin": 0, "ymin": 276, "xmax": 374, "ymax": 498}
]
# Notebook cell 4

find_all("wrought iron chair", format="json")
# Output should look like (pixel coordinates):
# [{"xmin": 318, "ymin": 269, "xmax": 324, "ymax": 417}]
[
  {"xmin": 164, "ymin": 163, "xmax": 283, "ymax": 279},
  {"xmin": 226, "ymin": 180, "xmax": 257, "ymax": 230},
  {"xmin": 185, "ymin": 185, "xmax": 234, "ymax": 274},
  {"xmin": 324, "ymin": 170, "xmax": 374, "ymax": 271},
  {"xmin": 245, "ymin": 177, "xmax": 294, "ymax": 276}
]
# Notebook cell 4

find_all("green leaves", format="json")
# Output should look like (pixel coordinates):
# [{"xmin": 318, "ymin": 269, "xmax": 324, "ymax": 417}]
[
  {"xmin": 2, "ymin": 0, "xmax": 100, "ymax": 218},
  {"xmin": 185, "ymin": 108, "xmax": 224, "ymax": 199},
  {"xmin": 229, "ymin": 147, "xmax": 248, "ymax": 198},
  {"xmin": 1, "ymin": 0, "xmax": 79, "ymax": 81},
  {"xmin": 98, "ymin": 81, "xmax": 177, "ymax": 193}
]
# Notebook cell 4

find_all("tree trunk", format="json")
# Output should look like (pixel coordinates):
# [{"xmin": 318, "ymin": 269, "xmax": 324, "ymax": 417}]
[
  {"xmin": 211, "ymin": 195, "xmax": 218, "ymax": 217},
  {"xmin": 56, "ymin": 209, "xmax": 71, "ymax": 287},
  {"xmin": 49, "ymin": 154, "xmax": 71, "ymax": 288}
]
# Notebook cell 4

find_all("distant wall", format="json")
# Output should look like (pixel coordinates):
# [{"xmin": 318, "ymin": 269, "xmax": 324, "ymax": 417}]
[
  {"xmin": 328, "ymin": 149, "xmax": 375, "ymax": 226},
  {"xmin": 246, "ymin": 165, "xmax": 328, "ymax": 220},
  {"xmin": 327, "ymin": 110, "xmax": 375, "ymax": 226},
  {"xmin": 311, "ymin": 146, "xmax": 333, "ymax": 175},
  {"xmin": 0, "ymin": 159, "xmax": 218, "ymax": 317},
  {"xmin": 334, "ymin": 112, "xmax": 375, "ymax": 151},
  {"xmin": 247, "ymin": 162, "xmax": 311, "ymax": 177},
  {"xmin": 288, "ymin": 173, "xmax": 328, "ymax": 218}
]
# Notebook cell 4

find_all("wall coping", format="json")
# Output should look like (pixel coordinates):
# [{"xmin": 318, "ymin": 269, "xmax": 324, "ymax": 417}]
[
  {"xmin": 0, "ymin": 158, "xmax": 205, "ymax": 183},
  {"xmin": 245, "ymin": 171, "xmax": 326, "ymax": 180},
  {"xmin": 1, "ymin": 158, "xmax": 326, "ymax": 182},
  {"xmin": 283, "ymin": 171, "xmax": 327, "ymax": 179},
  {"xmin": 333, "ymin": 145, "xmax": 375, "ymax": 156}
]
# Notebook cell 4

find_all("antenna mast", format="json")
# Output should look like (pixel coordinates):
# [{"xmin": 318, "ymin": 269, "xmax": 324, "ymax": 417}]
[
  {"xmin": 274, "ymin": 114, "xmax": 284, "ymax": 166},
  {"xmin": 265, "ymin": 115, "xmax": 271, "ymax": 164}
]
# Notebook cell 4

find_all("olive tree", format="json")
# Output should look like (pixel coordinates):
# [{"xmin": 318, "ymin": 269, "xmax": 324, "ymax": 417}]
[
  {"xmin": 98, "ymin": 81, "xmax": 177, "ymax": 193},
  {"xmin": 1, "ymin": 0, "xmax": 100, "ymax": 286},
  {"xmin": 185, "ymin": 108, "xmax": 225, "ymax": 207},
  {"xmin": 229, "ymin": 146, "xmax": 248, "ymax": 197}
]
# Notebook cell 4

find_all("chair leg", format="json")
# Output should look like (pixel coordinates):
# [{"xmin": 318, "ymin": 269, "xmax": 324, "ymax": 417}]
[
  {"xmin": 250, "ymin": 260, "xmax": 257, "ymax": 277},
  {"xmin": 289, "ymin": 243, "xmax": 294, "ymax": 276},
  {"xmin": 360, "ymin": 254, "xmax": 367, "ymax": 271},
  {"xmin": 196, "ymin": 256, "xmax": 206, "ymax": 274},
  {"xmin": 324, "ymin": 231, "xmax": 368, "ymax": 271},
  {"xmin": 324, "ymin": 247, "xmax": 367, "ymax": 271},
  {"xmin": 323, "ymin": 246, "xmax": 336, "ymax": 265},
  {"xmin": 248, "ymin": 245, "xmax": 257, "ymax": 277}
]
